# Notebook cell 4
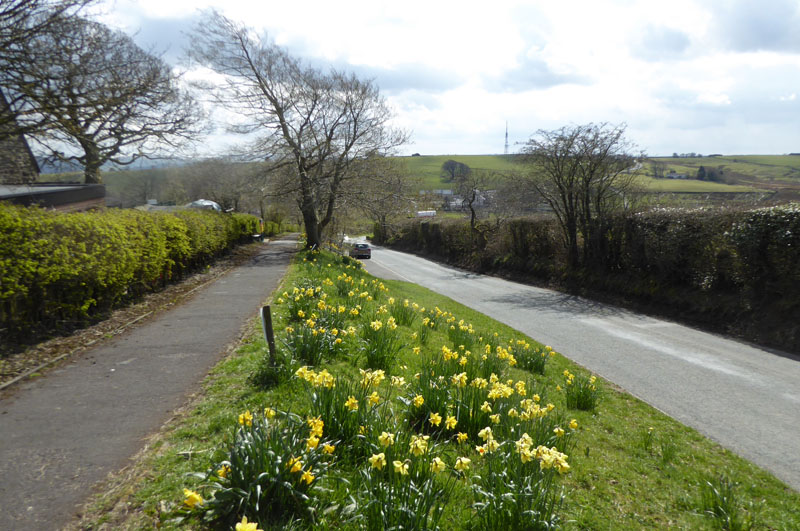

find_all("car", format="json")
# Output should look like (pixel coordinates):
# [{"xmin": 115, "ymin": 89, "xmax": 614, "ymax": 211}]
[{"xmin": 349, "ymin": 243, "xmax": 371, "ymax": 259}]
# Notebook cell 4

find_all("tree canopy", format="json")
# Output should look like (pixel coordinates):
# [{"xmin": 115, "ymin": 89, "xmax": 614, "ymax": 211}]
[
  {"xmin": 188, "ymin": 11, "xmax": 407, "ymax": 248},
  {"xmin": 2, "ymin": 15, "xmax": 202, "ymax": 183},
  {"xmin": 518, "ymin": 123, "xmax": 639, "ymax": 268}
]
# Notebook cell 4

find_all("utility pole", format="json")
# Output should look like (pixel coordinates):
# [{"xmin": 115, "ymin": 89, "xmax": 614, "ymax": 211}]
[{"xmin": 504, "ymin": 121, "xmax": 509, "ymax": 155}]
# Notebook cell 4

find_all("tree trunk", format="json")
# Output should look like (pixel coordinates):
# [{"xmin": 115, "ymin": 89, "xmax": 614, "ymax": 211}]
[
  {"xmin": 301, "ymin": 207, "xmax": 321, "ymax": 249},
  {"xmin": 81, "ymin": 143, "xmax": 103, "ymax": 184}
]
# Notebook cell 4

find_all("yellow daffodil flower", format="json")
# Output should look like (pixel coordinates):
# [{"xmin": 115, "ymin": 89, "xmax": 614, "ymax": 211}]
[
  {"xmin": 236, "ymin": 516, "xmax": 263, "ymax": 531},
  {"xmin": 378, "ymin": 431, "xmax": 395, "ymax": 447},
  {"xmin": 369, "ymin": 452, "xmax": 387, "ymax": 470},
  {"xmin": 345, "ymin": 396, "xmax": 359, "ymax": 411},
  {"xmin": 183, "ymin": 488, "xmax": 203, "ymax": 508},
  {"xmin": 393, "ymin": 460, "xmax": 409, "ymax": 476}
]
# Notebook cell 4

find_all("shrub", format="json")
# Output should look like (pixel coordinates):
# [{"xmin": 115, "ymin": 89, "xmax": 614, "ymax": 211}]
[{"xmin": 0, "ymin": 205, "xmax": 258, "ymax": 348}]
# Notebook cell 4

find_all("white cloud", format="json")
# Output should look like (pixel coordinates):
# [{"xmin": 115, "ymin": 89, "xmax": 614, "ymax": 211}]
[{"xmin": 96, "ymin": 0, "xmax": 800, "ymax": 156}]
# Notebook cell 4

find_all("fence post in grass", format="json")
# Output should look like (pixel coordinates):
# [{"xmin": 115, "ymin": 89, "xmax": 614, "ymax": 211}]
[{"xmin": 261, "ymin": 305, "xmax": 276, "ymax": 365}]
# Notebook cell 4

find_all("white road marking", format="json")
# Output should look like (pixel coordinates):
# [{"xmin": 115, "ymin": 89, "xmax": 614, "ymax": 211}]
[{"xmin": 580, "ymin": 317, "xmax": 762, "ymax": 384}]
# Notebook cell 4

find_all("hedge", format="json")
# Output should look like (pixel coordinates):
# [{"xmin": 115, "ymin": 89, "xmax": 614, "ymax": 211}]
[
  {"xmin": 0, "ymin": 205, "xmax": 260, "ymax": 348},
  {"xmin": 379, "ymin": 203, "xmax": 800, "ymax": 353}
]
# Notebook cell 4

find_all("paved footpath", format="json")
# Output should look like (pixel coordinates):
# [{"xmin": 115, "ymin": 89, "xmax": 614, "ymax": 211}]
[{"xmin": 0, "ymin": 237, "xmax": 297, "ymax": 529}]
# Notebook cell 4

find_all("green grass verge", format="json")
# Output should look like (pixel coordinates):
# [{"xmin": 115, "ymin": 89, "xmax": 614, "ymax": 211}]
[{"xmin": 78, "ymin": 250, "xmax": 799, "ymax": 530}]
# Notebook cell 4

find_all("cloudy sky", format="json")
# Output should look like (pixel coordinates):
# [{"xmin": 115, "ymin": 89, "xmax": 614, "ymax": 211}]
[{"xmin": 96, "ymin": 0, "xmax": 800, "ymax": 156}]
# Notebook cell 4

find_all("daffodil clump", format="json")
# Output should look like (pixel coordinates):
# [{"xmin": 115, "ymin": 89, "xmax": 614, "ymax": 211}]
[
  {"xmin": 182, "ymin": 248, "xmax": 587, "ymax": 529},
  {"xmin": 515, "ymin": 343, "xmax": 556, "ymax": 375},
  {"xmin": 562, "ymin": 369, "xmax": 600, "ymax": 411},
  {"xmin": 185, "ymin": 408, "xmax": 337, "ymax": 528}
]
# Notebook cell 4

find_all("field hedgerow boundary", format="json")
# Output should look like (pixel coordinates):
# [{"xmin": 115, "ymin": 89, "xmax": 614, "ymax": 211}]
[
  {"xmin": 377, "ymin": 203, "xmax": 800, "ymax": 354},
  {"xmin": 0, "ymin": 204, "xmax": 262, "ymax": 348}
]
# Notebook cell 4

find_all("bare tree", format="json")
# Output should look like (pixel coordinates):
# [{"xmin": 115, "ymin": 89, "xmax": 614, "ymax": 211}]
[
  {"xmin": 518, "ymin": 123, "xmax": 639, "ymax": 268},
  {"xmin": 3, "ymin": 16, "xmax": 203, "ymax": 183},
  {"xmin": 0, "ymin": 0, "xmax": 94, "ymax": 137},
  {"xmin": 187, "ymin": 11, "xmax": 408, "ymax": 248},
  {"xmin": 650, "ymin": 159, "xmax": 667, "ymax": 179},
  {"xmin": 353, "ymin": 156, "xmax": 417, "ymax": 240},
  {"xmin": 453, "ymin": 168, "xmax": 491, "ymax": 234}
]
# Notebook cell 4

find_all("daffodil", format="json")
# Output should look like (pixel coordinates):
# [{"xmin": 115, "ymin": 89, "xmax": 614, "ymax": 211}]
[
  {"xmin": 183, "ymin": 488, "xmax": 203, "ymax": 508},
  {"xmin": 236, "ymin": 516, "xmax": 263, "ymax": 531},
  {"xmin": 393, "ymin": 460, "xmax": 409, "ymax": 476},
  {"xmin": 368, "ymin": 391, "xmax": 380, "ymax": 406},
  {"xmin": 554, "ymin": 427, "xmax": 565, "ymax": 437},
  {"xmin": 378, "ymin": 431, "xmax": 395, "ymax": 447},
  {"xmin": 454, "ymin": 457, "xmax": 471, "ymax": 471},
  {"xmin": 307, "ymin": 416, "xmax": 324, "ymax": 437},
  {"xmin": 369, "ymin": 453, "xmax": 387, "ymax": 470},
  {"xmin": 287, "ymin": 456, "xmax": 303, "ymax": 474},
  {"xmin": 238, "ymin": 410, "xmax": 253, "ymax": 427},
  {"xmin": 409, "ymin": 434, "xmax": 430, "ymax": 456},
  {"xmin": 301, "ymin": 468, "xmax": 315, "ymax": 485},
  {"xmin": 412, "ymin": 394, "xmax": 424, "ymax": 408},
  {"xmin": 431, "ymin": 457, "xmax": 446, "ymax": 473},
  {"xmin": 570, "ymin": 419, "xmax": 578, "ymax": 429},
  {"xmin": 345, "ymin": 396, "xmax": 359, "ymax": 411},
  {"xmin": 322, "ymin": 444, "xmax": 336, "ymax": 454},
  {"xmin": 217, "ymin": 464, "xmax": 230, "ymax": 479},
  {"xmin": 264, "ymin": 407, "xmax": 276, "ymax": 419},
  {"xmin": 429, "ymin": 412, "xmax": 442, "ymax": 427},
  {"xmin": 456, "ymin": 432, "xmax": 468, "ymax": 443},
  {"xmin": 445, "ymin": 415, "xmax": 458, "ymax": 430}
]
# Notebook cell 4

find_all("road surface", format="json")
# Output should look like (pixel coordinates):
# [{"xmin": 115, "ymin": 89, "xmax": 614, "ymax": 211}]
[{"xmin": 362, "ymin": 244, "xmax": 800, "ymax": 491}]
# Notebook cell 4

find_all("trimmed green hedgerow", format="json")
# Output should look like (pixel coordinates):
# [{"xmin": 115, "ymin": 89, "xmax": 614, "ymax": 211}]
[{"xmin": 0, "ymin": 204, "xmax": 259, "ymax": 347}]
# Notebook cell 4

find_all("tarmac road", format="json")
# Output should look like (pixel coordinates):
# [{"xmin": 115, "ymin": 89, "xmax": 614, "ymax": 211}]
[
  {"xmin": 362, "ymin": 244, "xmax": 800, "ymax": 492},
  {"xmin": 0, "ymin": 237, "xmax": 297, "ymax": 529}
]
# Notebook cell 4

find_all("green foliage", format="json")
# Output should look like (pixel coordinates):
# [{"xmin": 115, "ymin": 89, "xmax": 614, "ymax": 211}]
[
  {"xmin": 360, "ymin": 317, "xmax": 404, "ymax": 371},
  {"xmin": 470, "ymin": 441, "xmax": 565, "ymax": 531},
  {"xmin": 192, "ymin": 410, "xmax": 335, "ymax": 528},
  {"xmin": 0, "ymin": 204, "xmax": 258, "ymax": 348},
  {"xmin": 563, "ymin": 371, "xmax": 600, "ymax": 411},
  {"xmin": 698, "ymin": 474, "xmax": 761, "ymax": 530},
  {"xmin": 515, "ymin": 345, "xmax": 555, "ymax": 375},
  {"xmin": 383, "ymin": 203, "xmax": 800, "ymax": 352}
]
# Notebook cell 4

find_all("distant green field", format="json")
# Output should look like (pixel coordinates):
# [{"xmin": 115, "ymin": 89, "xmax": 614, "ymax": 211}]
[
  {"xmin": 398, "ymin": 154, "xmax": 518, "ymax": 190},
  {"xmin": 398, "ymin": 154, "xmax": 777, "ymax": 194},
  {"xmin": 652, "ymin": 155, "xmax": 800, "ymax": 184}
]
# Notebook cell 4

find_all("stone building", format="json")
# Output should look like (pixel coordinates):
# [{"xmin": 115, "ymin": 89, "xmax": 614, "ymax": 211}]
[{"xmin": 0, "ymin": 90, "xmax": 40, "ymax": 184}]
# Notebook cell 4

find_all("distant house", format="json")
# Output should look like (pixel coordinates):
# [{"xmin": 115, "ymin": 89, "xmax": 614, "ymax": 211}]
[{"xmin": 666, "ymin": 171, "xmax": 688, "ymax": 179}]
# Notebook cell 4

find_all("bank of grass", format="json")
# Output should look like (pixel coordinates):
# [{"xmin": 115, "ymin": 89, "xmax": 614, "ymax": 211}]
[{"xmin": 79, "ymin": 249, "xmax": 799, "ymax": 530}]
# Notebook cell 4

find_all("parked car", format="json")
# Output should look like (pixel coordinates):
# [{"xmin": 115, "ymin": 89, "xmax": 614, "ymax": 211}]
[{"xmin": 349, "ymin": 243, "xmax": 371, "ymax": 259}]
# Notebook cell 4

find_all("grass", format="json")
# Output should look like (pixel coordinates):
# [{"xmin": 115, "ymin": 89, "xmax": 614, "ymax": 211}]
[{"xmin": 76, "ymin": 249, "xmax": 799, "ymax": 530}]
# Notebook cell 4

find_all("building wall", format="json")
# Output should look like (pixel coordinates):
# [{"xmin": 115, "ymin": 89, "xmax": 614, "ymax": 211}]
[{"xmin": 0, "ymin": 90, "xmax": 40, "ymax": 184}]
